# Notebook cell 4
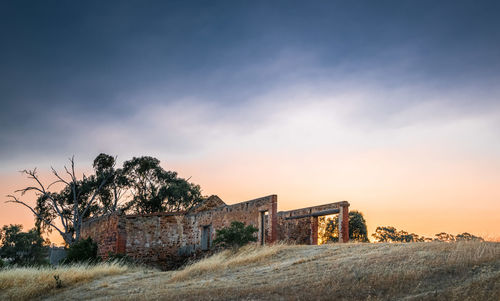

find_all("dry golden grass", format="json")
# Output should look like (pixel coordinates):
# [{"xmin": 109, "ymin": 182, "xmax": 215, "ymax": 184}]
[
  {"xmin": 11, "ymin": 241, "xmax": 500, "ymax": 300},
  {"xmin": 170, "ymin": 243, "xmax": 287, "ymax": 282},
  {"xmin": 0, "ymin": 262, "xmax": 132, "ymax": 301}
]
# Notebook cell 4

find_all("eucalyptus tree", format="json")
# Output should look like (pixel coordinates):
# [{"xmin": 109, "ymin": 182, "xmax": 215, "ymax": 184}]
[
  {"xmin": 321, "ymin": 210, "xmax": 370, "ymax": 243},
  {"xmin": 122, "ymin": 156, "xmax": 203, "ymax": 214},
  {"xmin": 7, "ymin": 156, "xmax": 112, "ymax": 246},
  {"xmin": 92, "ymin": 153, "xmax": 129, "ymax": 214},
  {"xmin": 7, "ymin": 154, "xmax": 204, "ymax": 245}
]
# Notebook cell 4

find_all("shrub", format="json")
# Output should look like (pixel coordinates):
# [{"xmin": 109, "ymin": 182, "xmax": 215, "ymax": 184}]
[
  {"xmin": 0, "ymin": 258, "xmax": 4, "ymax": 269},
  {"xmin": 64, "ymin": 237, "xmax": 99, "ymax": 264},
  {"xmin": 213, "ymin": 221, "xmax": 258, "ymax": 250}
]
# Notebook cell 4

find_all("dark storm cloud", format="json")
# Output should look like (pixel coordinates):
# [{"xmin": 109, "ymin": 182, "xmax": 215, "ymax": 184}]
[{"xmin": 1, "ymin": 0, "xmax": 500, "ymax": 168}]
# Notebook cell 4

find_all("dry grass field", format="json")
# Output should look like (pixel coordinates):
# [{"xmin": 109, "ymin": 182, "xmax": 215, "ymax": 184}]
[
  {"xmin": 1, "ymin": 241, "xmax": 499, "ymax": 300},
  {"xmin": 0, "ymin": 262, "xmax": 132, "ymax": 301}
]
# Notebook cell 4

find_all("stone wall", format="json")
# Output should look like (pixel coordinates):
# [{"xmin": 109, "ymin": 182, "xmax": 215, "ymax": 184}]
[
  {"xmin": 277, "ymin": 201, "xmax": 349, "ymax": 245},
  {"xmin": 81, "ymin": 195, "xmax": 348, "ymax": 269},
  {"xmin": 191, "ymin": 194, "xmax": 277, "ymax": 246},
  {"xmin": 123, "ymin": 213, "xmax": 188, "ymax": 268},
  {"xmin": 277, "ymin": 215, "xmax": 313, "ymax": 244},
  {"xmin": 81, "ymin": 195, "xmax": 278, "ymax": 269},
  {"xmin": 80, "ymin": 212, "xmax": 126, "ymax": 259}
]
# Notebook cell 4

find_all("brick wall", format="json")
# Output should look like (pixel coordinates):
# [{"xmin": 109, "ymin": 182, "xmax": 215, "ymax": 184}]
[
  {"xmin": 191, "ymin": 194, "xmax": 277, "ymax": 246},
  {"xmin": 277, "ymin": 201, "xmax": 349, "ymax": 245},
  {"xmin": 80, "ymin": 195, "xmax": 348, "ymax": 269},
  {"xmin": 80, "ymin": 212, "xmax": 126, "ymax": 259},
  {"xmin": 123, "ymin": 213, "xmax": 189, "ymax": 268},
  {"xmin": 339, "ymin": 204, "xmax": 350, "ymax": 243},
  {"xmin": 277, "ymin": 214, "xmax": 313, "ymax": 244},
  {"xmin": 81, "ymin": 195, "xmax": 277, "ymax": 269}
]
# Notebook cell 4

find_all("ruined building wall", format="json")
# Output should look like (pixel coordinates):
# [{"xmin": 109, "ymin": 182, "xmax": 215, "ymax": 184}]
[
  {"xmin": 81, "ymin": 195, "xmax": 278, "ymax": 268},
  {"xmin": 123, "ymin": 213, "xmax": 189, "ymax": 268},
  {"xmin": 80, "ymin": 212, "xmax": 126, "ymax": 259},
  {"xmin": 81, "ymin": 195, "xmax": 348, "ymax": 269},
  {"xmin": 277, "ymin": 215, "xmax": 313, "ymax": 244},
  {"xmin": 277, "ymin": 201, "xmax": 349, "ymax": 245},
  {"xmin": 338, "ymin": 204, "xmax": 350, "ymax": 243},
  {"xmin": 191, "ymin": 194, "xmax": 277, "ymax": 245}
]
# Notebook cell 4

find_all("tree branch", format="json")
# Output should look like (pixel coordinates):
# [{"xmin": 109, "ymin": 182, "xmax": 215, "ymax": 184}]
[
  {"xmin": 5, "ymin": 195, "xmax": 71, "ymax": 244},
  {"xmin": 81, "ymin": 172, "xmax": 111, "ymax": 220},
  {"xmin": 16, "ymin": 169, "xmax": 69, "ymax": 232},
  {"xmin": 51, "ymin": 167, "xmax": 70, "ymax": 186}
]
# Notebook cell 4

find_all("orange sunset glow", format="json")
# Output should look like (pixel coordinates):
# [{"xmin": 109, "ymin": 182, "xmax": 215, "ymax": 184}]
[
  {"xmin": 2, "ymin": 144, "xmax": 499, "ymax": 244},
  {"xmin": 1, "ymin": 1, "xmax": 499, "ymax": 246}
]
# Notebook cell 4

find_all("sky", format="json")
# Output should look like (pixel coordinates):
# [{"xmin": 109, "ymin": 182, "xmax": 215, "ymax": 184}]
[{"xmin": 1, "ymin": 1, "xmax": 499, "ymax": 242}]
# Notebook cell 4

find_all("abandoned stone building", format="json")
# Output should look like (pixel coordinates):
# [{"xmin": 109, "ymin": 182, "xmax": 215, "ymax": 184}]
[{"xmin": 81, "ymin": 195, "xmax": 349, "ymax": 268}]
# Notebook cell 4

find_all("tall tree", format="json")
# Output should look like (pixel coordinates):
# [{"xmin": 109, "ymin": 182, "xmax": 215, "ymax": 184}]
[
  {"xmin": 122, "ymin": 156, "xmax": 203, "ymax": 214},
  {"xmin": 0, "ymin": 224, "xmax": 48, "ymax": 266},
  {"xmin": 6, "ymin": 154, "xmax": 204, "ymax": 244},
  {"xmin": 320, "ymin": 210, "xmax": 369, "ymax": 243},
  {"xmin": 92, "ymin": 153, "xmax": 129, "ymax": 214},
  {"xmin": 7, "ymin": 157, "xmax": 111, "ymax": 245}
]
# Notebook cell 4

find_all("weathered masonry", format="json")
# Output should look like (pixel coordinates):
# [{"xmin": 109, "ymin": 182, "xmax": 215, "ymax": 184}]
[{"xmin": 81, "ymin": 195, "xmax": 349, "ymax": 268}]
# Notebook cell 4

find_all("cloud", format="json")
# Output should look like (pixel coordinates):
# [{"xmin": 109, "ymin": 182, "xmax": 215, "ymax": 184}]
[
  {"xmin": 17, "ymin": 66, "xmax": 499, "ymax": 165},
  {"xmin": 2, "ymin": 52, "xmax": 500, "ymax": 174}
]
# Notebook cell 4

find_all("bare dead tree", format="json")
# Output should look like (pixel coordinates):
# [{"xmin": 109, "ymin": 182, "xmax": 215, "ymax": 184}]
[{"xmin": 6, "ymin": 157, "xmax": 111, "ymax": 246}]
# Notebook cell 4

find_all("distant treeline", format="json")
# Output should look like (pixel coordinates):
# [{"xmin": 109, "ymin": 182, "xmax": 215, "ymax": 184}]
[
  {"xmin": 371, "ymin": 226, "xmax": 483, "ymax": 243},
  {"xmin": 318, "ymin": 212, "xmax": 484, "ymax": 243}
]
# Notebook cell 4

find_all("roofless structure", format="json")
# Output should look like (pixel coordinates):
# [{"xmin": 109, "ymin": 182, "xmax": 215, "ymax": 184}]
[{"xmin": 81, "ymin": 195, "xmax": 349, "ymax": 268}]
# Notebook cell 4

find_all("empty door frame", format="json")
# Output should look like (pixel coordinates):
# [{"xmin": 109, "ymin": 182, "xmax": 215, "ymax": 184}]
[
  {"xmin": 201, "ymin": 225, "xmax": 211, "ymax": 250},
  {"xmin": 259, "ymin": 210, "xmax": 269, "ymax": 245}
]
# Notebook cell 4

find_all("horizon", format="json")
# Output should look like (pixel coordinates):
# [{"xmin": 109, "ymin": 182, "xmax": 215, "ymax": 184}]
[{"xmin": 1, "ymin": 1, "xmax": 499, "ymax": 243}]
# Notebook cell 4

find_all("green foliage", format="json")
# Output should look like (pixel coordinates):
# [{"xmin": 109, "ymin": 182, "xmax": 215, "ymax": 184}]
[
  {"xmin": 64, "ymin": 237, "xmax": 99, "ymax": 264},
  {"xmin": 30, "ymin": 155, "xmax": 115, "ymax": 245},
  {"xmin": 434, "ymin": 232, "xmax": 456, "ymax": 242},
  {"xmin": 93, "ymin": 153, "xmax": 129, "ymax": 214},
  {"xmin": 122, "ymin": 156, "xmax": 203, "ymax": 214},
  {"xmin": 213, "ymin": 221, "xmax": 258, "ymax": 249},
  {"xmin": 372, "ymin": 227, "xmax": 484, "ymax": 243},
  {"xmin": 321, "ymin": 211, "xmax": 369, "ymax": 243},
  {"xmin": 455, "ymin": 232, "xmax": 484, "ymax": 241},
  {"xmin": 0, "ymin": 258, "xmax": 4, "ymax": 269},
  {"xmin": 17, "ymin": 153, "xmax": 204, "ymax": 247},
  {"xmin": 434, "ymin": 232, "xmax": 483, "ymax": 242},
  {"xmin": 0, "ymin": 224, "xmax": 48, "ymax": 266},
  {"xmin": 372, "ymin": 226, "xmax": 426, "ymax": 242}
]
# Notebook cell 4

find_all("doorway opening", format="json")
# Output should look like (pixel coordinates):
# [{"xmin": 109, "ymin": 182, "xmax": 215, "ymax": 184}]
[
  {"xmin": 317, "ymin": 214, "xmax": 338, "ymax": 244},
  {"xmin": 260, "ymin": 211, "xmax": 269, "ymax": 245},
  {"xmin": 201, "ymin": 225, "xmax": 211, "ymax": 250}
]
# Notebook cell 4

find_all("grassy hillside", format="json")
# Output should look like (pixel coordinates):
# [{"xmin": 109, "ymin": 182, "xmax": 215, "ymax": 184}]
[
  {"xmin": 2, "ymin": 242, "xmax": 499, "ymax": 300},
  {"xmin": 0, "ymin": 262, "xmax": 132, "ymax": 301}
]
